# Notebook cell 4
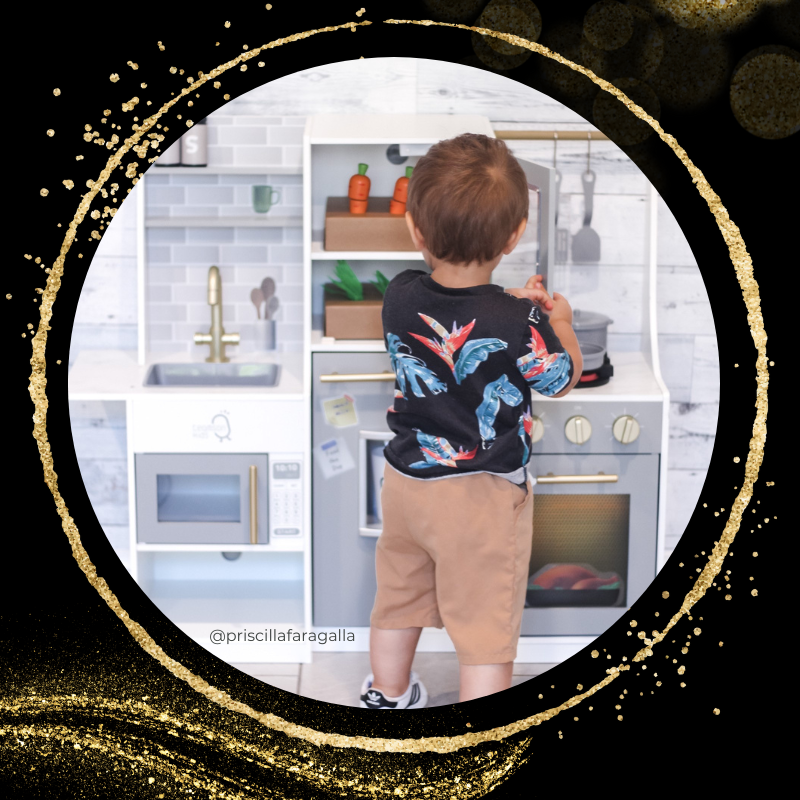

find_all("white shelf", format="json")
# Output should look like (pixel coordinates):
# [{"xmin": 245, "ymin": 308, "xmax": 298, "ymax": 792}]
[
  {"xmin": 137, "ymin": 542, "xmax": 304, "ymax": 553},
  {"xmin": 146, "ymin": 216, "xmax": 302, "ymax": 228},
  {"xmin": 310, "ymin": 329, "xmax": 386, "ymax": 352},
  {"xmin": 310, "ymin": 240, "xmax": 424, "ymax": 260},
  {"xmin": 306, "ymin": 113, "xmax": 495, "ymax": 143},
  {"xmin": 150, "ymin": 166, "xmax": 302, "ymax": 175},
  {"xmin": 139, "ymin": 578, "xmax": 304, "ymax": 624}
]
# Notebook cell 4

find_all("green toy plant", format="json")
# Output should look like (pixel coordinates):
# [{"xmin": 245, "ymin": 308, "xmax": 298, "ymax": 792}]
[
  {"xmin": 370, "ymin": 270, "xmax": 390, "ymax": 295},
  {"xmin": 328, "ymin": 263, "xmax": 390, "ymax": 300},
  {"xmin": 328, "ymin": 260, "xmax": 363, "ymax": 301}
]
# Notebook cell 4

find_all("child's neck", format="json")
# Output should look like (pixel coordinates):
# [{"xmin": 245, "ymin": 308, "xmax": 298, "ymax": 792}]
[{"xmin": 426, "ymin": 252, "xmax": 502, "ymax": 289}]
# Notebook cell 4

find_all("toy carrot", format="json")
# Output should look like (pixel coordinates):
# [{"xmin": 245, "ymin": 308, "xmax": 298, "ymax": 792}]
[
  {"xmin": 389, "ymin": 166, "xmax": 413, "ymax": 214},
  {"xmin": 348, "ymin": 163, "xmax": 370, "ymax": 214}
]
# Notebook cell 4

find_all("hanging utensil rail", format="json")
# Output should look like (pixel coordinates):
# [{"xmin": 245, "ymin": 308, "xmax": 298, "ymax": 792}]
[{"xmin": 494, "ymin": 130, "xmax": 609, "ymax": 140}]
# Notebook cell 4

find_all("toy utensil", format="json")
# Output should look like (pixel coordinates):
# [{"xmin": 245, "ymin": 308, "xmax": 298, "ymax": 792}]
[
  {"xmin": 265, "ymin": 295, "xmax": 280, "ymax": 320},
  {"xmin": 250, "ymin": 287, "xmax": 265, "ymax": 319},
  {"xmin": 571, "ymin": 133, "xmax": 601, "ymax": 263}
]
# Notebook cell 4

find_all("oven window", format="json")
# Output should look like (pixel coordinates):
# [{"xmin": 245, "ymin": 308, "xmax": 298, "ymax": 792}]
[
  {"xmin": 527, "ymin": 494, "xmax": 629, "ymax": 607},
  {"xmin": 156, "ymin": 474, "xmax": 241, "ymax": 523}
]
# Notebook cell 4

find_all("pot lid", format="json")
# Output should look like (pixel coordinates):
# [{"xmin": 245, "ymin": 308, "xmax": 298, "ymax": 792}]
[{"xmin": 573, "ymin": 308, "xmax": 614, "ymax": 330}]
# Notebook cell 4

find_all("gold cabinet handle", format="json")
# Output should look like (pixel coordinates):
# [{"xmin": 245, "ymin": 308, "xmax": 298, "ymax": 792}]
[
  {"xmin": 319, "ymin": 372, "xmax": 395, "ymax": 383},
  {"xmin": 249, "ymin": 465, "xmax": 258, "ymax": 544},
  {"xmin": 536, "ymin": 473, "xmax": 618, "ymax": 484}
]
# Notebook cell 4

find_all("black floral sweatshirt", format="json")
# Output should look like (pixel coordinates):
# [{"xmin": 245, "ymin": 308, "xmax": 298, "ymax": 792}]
[{"xmin": 382, "ymin": 270, "xmax": 574, "ymax": 486}]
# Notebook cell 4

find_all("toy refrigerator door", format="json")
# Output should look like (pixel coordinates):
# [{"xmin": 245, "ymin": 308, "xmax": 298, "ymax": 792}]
[{"xmin": 492, "ymin": 156, "xmax": 556, "ymax": 292}]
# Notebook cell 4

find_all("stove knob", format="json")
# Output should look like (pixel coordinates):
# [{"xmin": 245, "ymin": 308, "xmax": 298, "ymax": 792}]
[
  {"xmin": 530, "ymin": 415, "xmax": 545, "ymax": 443},
  {"xmin": 613, "ymin": 414, "xmax": 641, "ymax": 444},
  {"xmin": 564, "ymin": 415, "xmax": 592, "ymax": 445}
]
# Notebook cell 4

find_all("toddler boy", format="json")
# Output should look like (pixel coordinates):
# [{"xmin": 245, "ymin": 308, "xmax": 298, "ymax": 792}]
[{"xmin": 359, "ymin": 133, "xmax": 582, "ymax": 709}]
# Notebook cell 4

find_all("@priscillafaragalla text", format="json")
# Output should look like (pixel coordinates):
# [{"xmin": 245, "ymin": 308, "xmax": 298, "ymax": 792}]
[{"xmin": 209, "ymin": 628, "xmax": 355, "ymax": 645}]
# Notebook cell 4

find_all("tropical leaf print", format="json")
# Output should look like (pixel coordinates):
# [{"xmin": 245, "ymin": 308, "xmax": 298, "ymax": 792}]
[
  {"xmin": 387, "ymin": 333, "xmax": 448, "ymax": 399},
  {"xmin": 453, "ymin": 338, "xmax": 508, "ymax": 385},
  {"xmin": 409, "ymin": 315, "xmax": 475, "ymax": 373},
  {"xmin": 409, "ymin": 314, "xmax": 506, "ymax": 383},
  {"xmin": 518, "ymin": 406, "xmax": 533, "ymax": 465},
  {"xmin": 408, "ymin": 429, "xmax": 478, "ymax": 469},
  {"xmin": 516, "ymin": 325, "xmax": 572, "ymax": 396},
  {"xmin": 475, "ymin": 375, "xmax": 524, "ymax": 449}
]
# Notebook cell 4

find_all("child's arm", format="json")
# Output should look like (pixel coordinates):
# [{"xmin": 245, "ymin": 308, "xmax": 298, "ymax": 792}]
[
  {"xmin": 505, "ymin": 274, "xmax": 554, "ymax": 311},
  {"xmin": 546, "ymin": 293, "xmax": 582, "ymax": 398}
]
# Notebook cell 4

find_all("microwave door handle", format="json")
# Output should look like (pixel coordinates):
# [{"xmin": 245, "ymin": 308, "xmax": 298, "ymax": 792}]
[
  {"xmin": 535, "ymin": 473, "xmax": 618, "ymax": 484},
  {"xmin": 249, "ymin": 465, "xmax": 258, "ymax": 544},
  {"xmin": 319, "ymin": 372, "xmax": 395, "ymax": 383}
]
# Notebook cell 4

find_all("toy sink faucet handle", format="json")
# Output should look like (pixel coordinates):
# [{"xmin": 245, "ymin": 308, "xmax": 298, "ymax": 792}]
[
  {"xmin": 390, "ymin": 166, "xmax": 413, "ymax": 214},
  {"xmin": 349, "ymin": 163, "xmax": 370, "ymax": 214}
]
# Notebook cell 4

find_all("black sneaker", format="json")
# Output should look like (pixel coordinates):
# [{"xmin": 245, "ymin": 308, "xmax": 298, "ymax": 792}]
[{"xmin": 359, "ymin": 671, "xmax": 428, "ymax": 709}]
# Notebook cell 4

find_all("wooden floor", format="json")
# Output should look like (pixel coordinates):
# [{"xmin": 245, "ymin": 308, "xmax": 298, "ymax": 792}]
[{"xmin": 230, "ymin": 653, "xmax": 557, "ymax": 708}]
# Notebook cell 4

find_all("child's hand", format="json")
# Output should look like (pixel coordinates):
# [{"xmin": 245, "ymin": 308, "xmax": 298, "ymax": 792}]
[
  {"xmin": 548, "ymin": 292, "xmax": 574, "ymax": 327},
  {"xmin": 505, "ymin": 275, "xmax": 554, "ymax": 310}
]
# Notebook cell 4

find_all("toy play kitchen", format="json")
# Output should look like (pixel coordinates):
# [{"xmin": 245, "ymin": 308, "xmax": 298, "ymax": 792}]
[{"xmin": 306, "ymin": 115, "xmax": 668, "ymax": 657}]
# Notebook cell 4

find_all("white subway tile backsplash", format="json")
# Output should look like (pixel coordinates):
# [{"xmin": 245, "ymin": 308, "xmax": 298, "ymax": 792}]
[
  {"xmin": 268, "ymin": 244, "xmax": 303, "ymax": 262},
  {"xmin": 232, "ymin": 115, "xmax": 283, "ymax": 126},
  {"xmin": 172, "ymin": 284, "xmax": 209, "ymax": 303},
  {"xmin": 147, "ymin": 186, "xmax": 186, "ymax": 206},
  {"xmin": 235, "ymin": 146, "xmax": 284, "ymax": 165},
  {"xmin": 281, "ymin": 146, "xmax": 303, "ymax": 167},
  {"xmin": 219, "ymin": 245, "xmax": 270, "ymax": 263},
  {"xmin": 268, "ymin": 126, "xmax": 304, "ymax": 145},
  {"xmin": 235, "ymin": 266, "xmax": 285, "ymax": 284},
  {"xmin": 146, "ymin": 266, "xmax": 187, "ymax": 283},
  {"xmin": 186, "ymin": 228, "xmax": 236, "ymax": 243},
  {"xmin": 216, "ymin": 126, "xmax": 269, "ymax": 145},
  {"xmin": 185, "ymin": 186, "xmax": 235, "ymax": 205},
  {"xmin": 172, "ymin": 245, "xmax": 221, "ymax": 262},
  {"xmin": 148, "ymin": 228, "xmax": 187, "ymax": 244},
  {"xmin": 148, "ymin": 304, "xmax": 188, "ymax": 322},
  {"xmin": 146, "ymin": 245, "xmax": 173, "ymax": 264},
  {"xmin": 233, "ymin": 228, "xmax": 284, "ymax": 244},
  {"xmin": 146, "ymin": 285, "xmax": 172, "ymax": 303},
  {"xmin": 170, "ymin": 173, "xmax": 220, "ymax": 185}
]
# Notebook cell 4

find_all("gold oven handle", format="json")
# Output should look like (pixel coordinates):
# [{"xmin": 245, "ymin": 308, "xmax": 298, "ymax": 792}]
[
  {"xmin": 249, "ymin": 465, "xmax": 258, "ymax": 544},
  {"xmin": 319, "ymin": 372, "xmax": 395, "ymax": 383},
  {"xmin": 536, "ymin": 473, "xmax": 618, "ymax": 484}
]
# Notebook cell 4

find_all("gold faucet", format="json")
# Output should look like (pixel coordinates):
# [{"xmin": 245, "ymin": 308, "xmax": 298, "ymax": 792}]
[{"xmin": 194, "ymin": 266, "xmax": 240, "ymax": 363}]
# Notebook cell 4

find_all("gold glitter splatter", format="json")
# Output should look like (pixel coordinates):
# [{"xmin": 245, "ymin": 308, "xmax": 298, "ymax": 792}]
[
  {"xmin": 170, "ymin": 66, "xmax": 177, "ymax": 74},
  {"xmin": 53, "ymin": 87, "xmax": 61, "ymax": 96},
  {"xmin": 225, "ymin": 20, "xmax": 231, "ymax": 27},
  {"xmin": 25, "ymin": 20, "xmax": 769, "ymax": 788},
  {"xmin": 593, "ymin": 77, "xmax": 660, "ymax": 145},
  {"xmin": 753, "ymin": 552, "xmax": 758, "ymax": 557},
  {"xmin": 127, "ymin": 61, "xmax": 139, "ymax": 70},
  {"xmin": 730, "ymin": 46, "xmax": 800, "ymax": 139},
  {"xmin": 751, "ymin": 589, "xmax": 758, "ymax": 596},
  {"xmin": 584, "ymin": 0, "xmax": 633, "ymax": 51},
  {"xmin": 713, "ymin": 708, "xmax": 720, "ymax": 715},
  {"xmin": 725, "ymin": 594, "xmax": 731, "ymax": 600},
  {"xmin": 110, "ymin": 73, "xmax": 120, "ymax": 82},
  {"xmin": 39, "ymin": 188, "xmax": 49, "ymax": 197},
  {"xmin": 157, "ymin": 41, "xmax": 165, "ymax": 50},
  {"xmin": 267, "ymin": 3, "xmax": 273, "ymax": 8},
  {"xmin": 5, "ymin": 294, "xmax": 11, "ymax": 299},
  {"xmin": 591, "ymin": 650, "xmax": 599, "ymax": 658},
  {"xmin": 630, "ymin": 620, "xmax": 637, "ymax": 627},
  {"xmin": 46, "ymin": 129, "xmax": 54, "ymax": 137},
  {"xmin": 734, "ymin": 456, "xmax": 740, "ymax": 463}
]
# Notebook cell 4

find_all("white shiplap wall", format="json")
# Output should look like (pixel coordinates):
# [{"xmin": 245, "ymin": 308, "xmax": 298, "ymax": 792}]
[{"xmin": 68, "ymin": 57, "xmax": 718, "ymax": 566}]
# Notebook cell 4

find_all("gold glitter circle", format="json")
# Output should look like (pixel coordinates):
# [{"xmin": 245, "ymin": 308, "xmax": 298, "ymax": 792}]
[
  {"xmin": 26, "ymin": 15, "xmax": 770, "ymax": 792},
  {"xmin": 580, "ymin": 4, "xmax": 664, "ymax": 81},
  {"xmin": 584, "ymin": 0, "xmax": 634, "ymax": 51},
  {"xmin": 648, "ymin": 22, "xmax": 731, "ymax": 110},
  {"xmin": 641, "ymin": 0, "xmax": 765, "ymax": 33},
  {"xmin": 593, "ymin": 77, "xmax": 661, "ymax": 145},
  {"xmin": 421, "ymin": 0, "xmax": 487, "ymax": 23},
  {"xmin": 478, "ymin": 1, "xmax": 542, "ymax": 55},
  {"xmin": 729, "ymin": 46, "xmax": 800, "ymax": 139}
]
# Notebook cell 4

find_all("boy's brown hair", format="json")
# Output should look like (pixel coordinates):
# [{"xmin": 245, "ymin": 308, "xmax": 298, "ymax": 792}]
[{"xmin": 406, "ymin": 133, "xmax": 529, "ymax": 266}]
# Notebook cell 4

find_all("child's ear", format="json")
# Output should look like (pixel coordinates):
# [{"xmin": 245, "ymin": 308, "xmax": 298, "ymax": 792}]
[
  {"xmin": 405, "ymin": 212, "xmax": 426, "ymax": 251},
  {"xmin": 503, "ymin": 218, "xmax": 528, "ymax": 254}
]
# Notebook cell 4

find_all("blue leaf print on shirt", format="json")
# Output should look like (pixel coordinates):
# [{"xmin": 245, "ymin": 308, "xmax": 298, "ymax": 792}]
[
  {"xmin": 475, "ymin": 375, "xmax": 524, "ymax": 449},
  {"xmin": 516, "ymin": 326, "xmax": 572, "ymax": 396},
  {"xmin": 408, "ymin": 429, "xmax": 478, "ymax": 469},
  {"xmin": 452, "ymin": 338, "xmax": 508, "ymax": 385},
  {"xmin": 387, "ymin": 333, "xmax": 448, "ymax": 399}
]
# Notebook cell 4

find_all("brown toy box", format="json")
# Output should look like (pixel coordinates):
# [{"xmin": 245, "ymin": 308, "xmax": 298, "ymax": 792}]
[
  {"xmin": 324, "ymin": 197, "xmax": 416, "ymax": 251},
  {"xmin": 323, "ymin": 283, "xmax": 384, "ymax": 340}
]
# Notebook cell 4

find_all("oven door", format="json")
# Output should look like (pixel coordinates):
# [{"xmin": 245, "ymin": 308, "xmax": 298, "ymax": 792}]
[{"xmin": 520, "ymin": 453, "xmax": 659, "ymax": 636}]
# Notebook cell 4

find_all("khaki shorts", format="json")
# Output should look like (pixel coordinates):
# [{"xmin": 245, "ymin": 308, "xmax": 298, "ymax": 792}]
[{"xmin": 370, "ymin": 465, "xmax": 534, "ymax": 665}]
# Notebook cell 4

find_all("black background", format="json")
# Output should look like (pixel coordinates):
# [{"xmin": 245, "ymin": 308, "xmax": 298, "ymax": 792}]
[{"xmin": 3, "ymin": 0, "xmax": 788, "ymax": 794}]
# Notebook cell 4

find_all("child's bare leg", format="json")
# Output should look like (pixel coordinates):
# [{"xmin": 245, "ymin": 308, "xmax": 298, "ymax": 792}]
[
  {"xmin": 459, "ymin": 662, "xmax": 513, "ymax": 702},
  {"xmin": 369, "ymin": 626, "xmax": 422, "ymax": 697}
]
